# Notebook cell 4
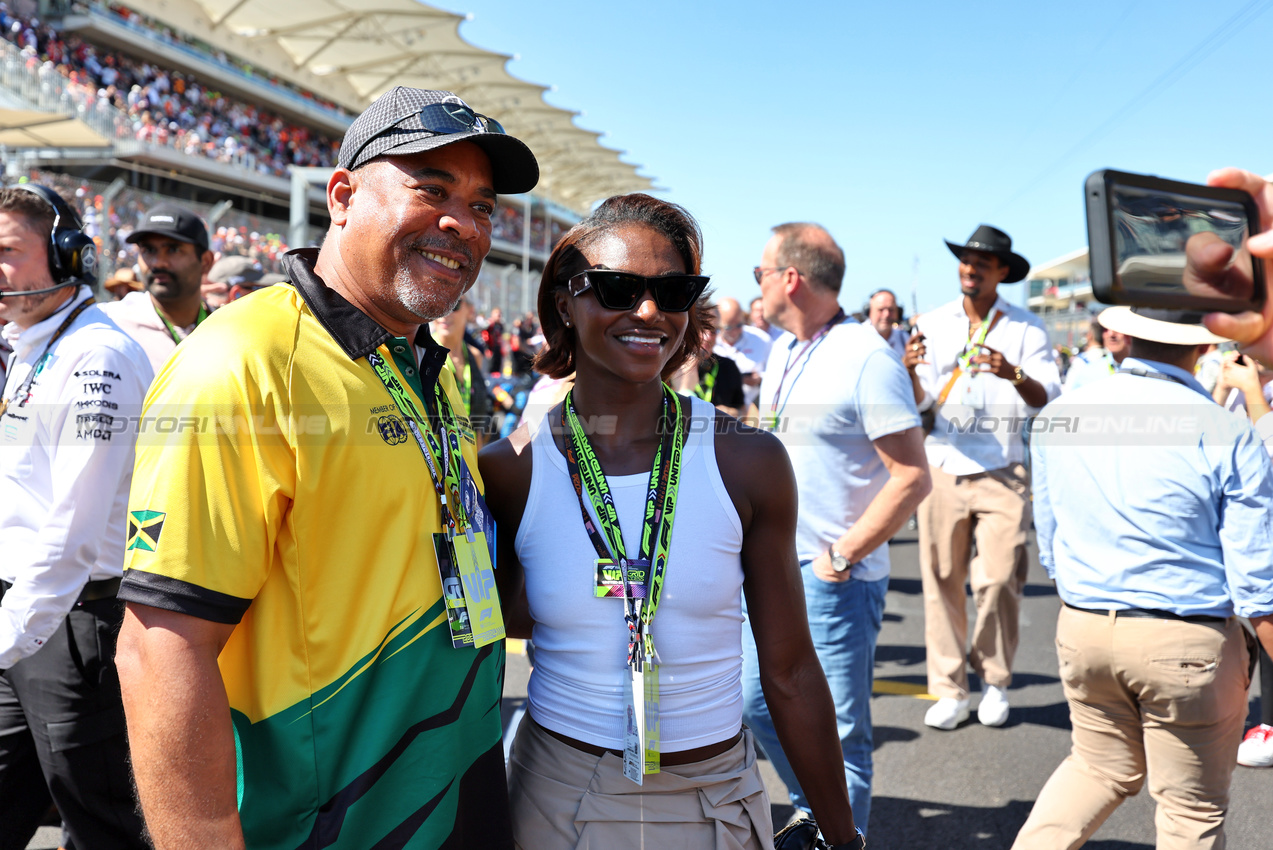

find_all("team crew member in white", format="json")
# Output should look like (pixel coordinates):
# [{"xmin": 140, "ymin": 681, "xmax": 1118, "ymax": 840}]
[
  {"xmin": 100, "ymin": 203, "xmax": 214, "ymax": 373},
  {"xmin": 905, "ymin": 225, "xmax": 1060, "ymax": 730},
  {"xmin": 482, "ymin": 195, "xmax": 862, "ymax": 850},
  {"xmin": 0, "ymin": 185, "xmax": 152, "ymax": 849},
  {"xmin": 745, "ymin": 222, "xmax": 931, "ymax": 833}
]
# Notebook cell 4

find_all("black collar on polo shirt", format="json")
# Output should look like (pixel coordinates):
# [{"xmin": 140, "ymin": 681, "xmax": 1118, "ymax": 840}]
[{"xmin": 281, "ymin": 248, "xmax": 448, "ymax": 389}]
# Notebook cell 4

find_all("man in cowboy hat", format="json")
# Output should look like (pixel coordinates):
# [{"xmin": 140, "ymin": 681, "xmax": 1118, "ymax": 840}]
[
  {"xmin": 1013, "ymin": 307, "xmax": 1273, "ymax": 850},
  {"xmin": 904, "ymin": 224, "xmax": 1061, "ymax": 730}
]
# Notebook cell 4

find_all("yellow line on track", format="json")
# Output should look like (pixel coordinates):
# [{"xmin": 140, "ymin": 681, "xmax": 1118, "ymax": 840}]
[{"xmin": 872, "ymin": 679, "xmax": 938, "ymax": 700}]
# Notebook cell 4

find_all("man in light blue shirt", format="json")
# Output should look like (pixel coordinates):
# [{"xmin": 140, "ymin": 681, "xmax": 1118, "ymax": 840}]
[
  {"xmin": 1014, "ymin": 306, "xmax": 1273, "ymax": 850},
  {"xmin": 745, "ymin": 222, "xmax": 931, "ymax": 834}
]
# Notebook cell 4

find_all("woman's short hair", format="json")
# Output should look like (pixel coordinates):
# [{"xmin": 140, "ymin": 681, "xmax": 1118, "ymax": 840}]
[{"xmin": 534, "ymin": 193, "xmax": 713, "ymax": 380}]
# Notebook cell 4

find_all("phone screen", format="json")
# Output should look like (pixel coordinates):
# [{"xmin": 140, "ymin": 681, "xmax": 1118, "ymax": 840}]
[{"xmin": 1110, "ymin": 184, "xmax": 1256, "ymax": 306}]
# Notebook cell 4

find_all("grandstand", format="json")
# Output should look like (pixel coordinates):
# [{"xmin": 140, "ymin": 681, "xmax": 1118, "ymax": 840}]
[{"xmin": 0, "ymin": 0, "xmax": 654, "ymax": 316}]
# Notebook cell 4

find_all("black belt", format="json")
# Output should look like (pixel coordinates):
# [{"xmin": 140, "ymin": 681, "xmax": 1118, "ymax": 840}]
[
  {"xmin": 0, "ymin": 577, "xmax": 121, "ymax": 606},
  {"xmin": 1063, "ymin": 601, "xmax": 1226, "ymax": 624}
]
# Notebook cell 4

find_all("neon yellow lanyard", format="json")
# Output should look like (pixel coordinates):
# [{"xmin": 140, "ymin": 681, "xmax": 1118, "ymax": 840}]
[
  {"xmin": 956, "ymin": 309, "xmax": 1001, "ymax": 372},
  {"xmin": 562, "ymin": 385, "xmax": 685, "ymax": 666},
  {"xmin": 367, "ymin": 349, "xmax": 469, "ymax": 534},
  {"xmin": 693, "ymin": 361, "xmax": 718, "ymax": 402},
  {"xmin": 443, "ymin": 352, "xmax": 473, "ymax": 416}
]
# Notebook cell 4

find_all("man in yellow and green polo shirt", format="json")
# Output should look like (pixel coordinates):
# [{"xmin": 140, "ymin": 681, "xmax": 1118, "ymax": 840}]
[{"xmin": 115, "ymin": 87, "xmax": 538, "ymax": 850}]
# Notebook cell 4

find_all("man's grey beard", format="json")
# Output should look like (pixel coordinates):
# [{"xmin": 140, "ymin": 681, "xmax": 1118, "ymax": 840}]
[{"xmin": 391, "ymin": 270, "xmax": 466, "ymax": 324}]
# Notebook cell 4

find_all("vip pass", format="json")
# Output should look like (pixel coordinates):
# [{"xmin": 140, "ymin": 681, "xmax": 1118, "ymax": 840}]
[{"xmin": 562, "ymin": 384, "xmax": 685, "ymax": 782}]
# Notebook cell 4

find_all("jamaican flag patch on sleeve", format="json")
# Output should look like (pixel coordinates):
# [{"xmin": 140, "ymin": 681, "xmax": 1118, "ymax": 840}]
[{"xmin": 126, "ymin": 510, "xmax": 166, "ymax": 552}]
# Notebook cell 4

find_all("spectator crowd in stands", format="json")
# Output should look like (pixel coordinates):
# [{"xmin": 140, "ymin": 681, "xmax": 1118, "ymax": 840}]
[{"xmin": 1, "ymin": 4, "xmax": 341, "ymax": 178}]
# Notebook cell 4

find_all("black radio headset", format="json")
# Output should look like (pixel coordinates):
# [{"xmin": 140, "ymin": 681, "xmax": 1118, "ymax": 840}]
[
  {"xmin": 0, "ymin": 183, "xmax": 100, "ymax": 417},
  {"xmin": 0, "ymin": 183, "xmax": 98, "ymax": 298}
]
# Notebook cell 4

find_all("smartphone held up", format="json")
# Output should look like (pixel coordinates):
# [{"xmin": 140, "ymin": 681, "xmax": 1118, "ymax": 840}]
[{"xmin": 1085, "ymin": 169, "xmax": 1266, "ymax": 313}]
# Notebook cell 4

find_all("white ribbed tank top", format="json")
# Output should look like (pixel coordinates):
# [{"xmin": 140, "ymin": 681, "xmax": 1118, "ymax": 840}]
[{"xmin": 515, "ymin": 395, "xmax": 745, "ymax": 751}]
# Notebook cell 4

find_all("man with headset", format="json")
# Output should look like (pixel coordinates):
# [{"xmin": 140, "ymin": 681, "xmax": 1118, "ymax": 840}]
[{"xmin": 0, "ymin": 183, "xmax": 152, "ymax": 848}]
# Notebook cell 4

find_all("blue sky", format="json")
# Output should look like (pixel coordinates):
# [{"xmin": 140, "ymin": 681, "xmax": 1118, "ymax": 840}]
[{"xmin": 441, "ymin": 0, "xmax": 1273, "ymax": 316}]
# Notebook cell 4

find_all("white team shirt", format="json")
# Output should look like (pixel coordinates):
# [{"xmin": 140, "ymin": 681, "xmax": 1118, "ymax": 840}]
[
  {"xmin": 0, "ymin": 288, "xmax": 153, "ymax": 668},
  {"xmin": 759, "ymin": 318, "xmax": 920, "ymax": 580}
]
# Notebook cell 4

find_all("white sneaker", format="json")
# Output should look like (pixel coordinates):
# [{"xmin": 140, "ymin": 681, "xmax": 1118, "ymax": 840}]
[
  {"xmin": 1237, "ymin": 724, "xmax": 1273, "ymax": 768},
  {"xmin": 978, "ymin": 685, "xmax": 1010, "ymax": 727},
  {"xmin": 924, "ymin": 697, "xmax": 970, "ymax": 730}
]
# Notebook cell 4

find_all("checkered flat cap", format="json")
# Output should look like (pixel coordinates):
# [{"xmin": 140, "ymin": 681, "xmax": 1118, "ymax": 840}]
[{"xmin": 338, "ymin": 87, "xmax": 538, "ymax": 194}]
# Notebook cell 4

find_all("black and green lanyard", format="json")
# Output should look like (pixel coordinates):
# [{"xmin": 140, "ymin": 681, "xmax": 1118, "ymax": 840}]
[
  {"xmin": 367, "ymin": 347, "xmax": 471, "ymax": 536},
  {"xmin": 0, "ymin": 297, "xmax": 94, "ymax": 419},
  {"xmin": 561, "ymin": 384, "xmax": 686, "ymax": 671}
]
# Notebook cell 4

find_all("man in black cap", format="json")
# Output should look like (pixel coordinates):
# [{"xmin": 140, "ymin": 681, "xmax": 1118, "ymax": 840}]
[
  {"xmin": 905, "ymin": 225, "xmax": 1061, "ymax": 730},
  {"xmin": 100, "ymin": 203, "xmax": 214, "ymax": 373},
  {"xmin": 116, "ymin": 87, "xmax": 536, "ymax": 849}
]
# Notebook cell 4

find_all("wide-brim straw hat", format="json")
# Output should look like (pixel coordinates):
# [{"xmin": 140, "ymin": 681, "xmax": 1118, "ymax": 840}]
[{"xmin": 1097, "ymin": 305, "xmax": 1228, "ymax": 345}]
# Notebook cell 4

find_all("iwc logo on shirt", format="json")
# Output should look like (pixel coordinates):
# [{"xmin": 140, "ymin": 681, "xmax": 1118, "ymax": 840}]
[{"xmin": 126, "ymin": 510, "xmax": 166, "ymax": 552}]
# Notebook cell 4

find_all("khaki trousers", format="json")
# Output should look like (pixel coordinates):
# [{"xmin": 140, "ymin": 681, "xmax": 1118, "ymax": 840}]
[
  {"xmin": 507, "ymin": 716, "xmax": 773, "ymax": 850},
  {"xmin": 1013, "ymin": 606, "xmax": 1251, "ymax": 850},
  {"xmin": 917, "ymin": 463, "xmax": 1030, "ymax": 700}
]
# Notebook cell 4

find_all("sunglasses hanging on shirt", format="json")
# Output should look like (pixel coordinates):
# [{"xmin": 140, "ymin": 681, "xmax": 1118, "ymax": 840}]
[{"xmin": 567, "ymin": 269, "xmax": 709, "ymax": 313}]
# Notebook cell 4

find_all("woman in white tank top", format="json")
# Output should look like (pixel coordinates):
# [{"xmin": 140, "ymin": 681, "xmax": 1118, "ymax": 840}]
[{"xmin": 480, "ymin": 195, "xmax": 861, "ymax": 850}]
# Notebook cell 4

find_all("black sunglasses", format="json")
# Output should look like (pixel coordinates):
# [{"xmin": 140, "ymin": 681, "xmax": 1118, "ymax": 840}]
[
  {"xmin": 567, "ymin": 269, "xmax": 709, "ymax": 313},
  {"xmin": 346, "ymin": 101, "xmax": 506, "ymax": 168}
]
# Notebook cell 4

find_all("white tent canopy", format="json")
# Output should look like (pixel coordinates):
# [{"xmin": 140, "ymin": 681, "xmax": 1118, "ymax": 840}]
[
  {"xmin": 1026, "ymin": 246, "xmax": 1090, "ymax": 282},
  {"xmin": 0, "ymin": 109, "xmax": 110, "ymax": 148},
  {"xmin": 122, "ymin": 0, "xmax": 653, "ymax": 211}
]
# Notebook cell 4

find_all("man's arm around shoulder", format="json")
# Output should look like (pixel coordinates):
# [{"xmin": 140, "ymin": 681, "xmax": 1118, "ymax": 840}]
[{"xmin": 117, "ymin": 602, "xmax": 244, "ymax": 849}]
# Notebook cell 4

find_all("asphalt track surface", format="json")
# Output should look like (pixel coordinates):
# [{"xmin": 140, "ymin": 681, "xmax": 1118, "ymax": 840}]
[{"xmin": 29, "ymin": 528, "xmax": 1268, "ymax": 849}]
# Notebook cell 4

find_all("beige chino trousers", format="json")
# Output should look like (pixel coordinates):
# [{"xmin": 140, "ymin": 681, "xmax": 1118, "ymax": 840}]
[
  {"xmin": 1013, "ymin": 606, "xmax": 1251, "ymax": 850},
  {"xmin": 918, "ymin": 462, "xmax": 1031, "ymax": 700}
]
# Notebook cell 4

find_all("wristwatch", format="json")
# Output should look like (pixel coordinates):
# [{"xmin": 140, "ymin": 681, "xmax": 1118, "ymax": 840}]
[
  {"xmin": 1010, "ymin": 366, "xmax": 1027, "ymax": 385},
  {"xmin": 828, "ymin": 546, "xmax": 851, "ymax": 573},
  {"xmin": 828, "ymin": 828, "xmax": 867, "ymax": 850}
]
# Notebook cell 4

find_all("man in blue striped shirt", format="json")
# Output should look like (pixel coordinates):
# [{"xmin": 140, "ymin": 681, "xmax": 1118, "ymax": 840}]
[{"xmin": 1013, "ymin": 306, "xmax": 1273, "ymax": 850}]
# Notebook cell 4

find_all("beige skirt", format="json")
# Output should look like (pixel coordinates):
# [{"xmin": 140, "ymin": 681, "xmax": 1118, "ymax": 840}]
[{"xmin": 507, "ymin": 715, "xmax": 775, "ymax": 850}]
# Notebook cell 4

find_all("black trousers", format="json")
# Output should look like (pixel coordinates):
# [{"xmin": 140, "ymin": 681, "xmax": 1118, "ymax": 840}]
[{"xmin": 0, "ymin": 595, "xmax": 146, "ymax": 850}]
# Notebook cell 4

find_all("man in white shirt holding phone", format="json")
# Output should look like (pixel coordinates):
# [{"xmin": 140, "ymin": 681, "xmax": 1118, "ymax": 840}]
[{"xmin": 906, "ymin": 225, "xmax": 1060, "ymax": 731}]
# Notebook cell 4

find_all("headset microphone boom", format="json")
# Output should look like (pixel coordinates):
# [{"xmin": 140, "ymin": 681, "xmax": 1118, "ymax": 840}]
[{"xmin": 0, "ymin": 183, "xmax": 98, "ymax": 299}]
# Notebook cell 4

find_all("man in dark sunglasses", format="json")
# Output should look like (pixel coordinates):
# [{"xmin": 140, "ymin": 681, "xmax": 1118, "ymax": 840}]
[{"xmin": 117, "ymin": 87, "xmax": 538, "ymax": 849}]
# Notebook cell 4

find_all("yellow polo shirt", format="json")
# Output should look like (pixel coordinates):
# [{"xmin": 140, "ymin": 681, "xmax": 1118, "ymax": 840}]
[{"xmin": 119, "ymin": 249, "xmax": 509, "ymax": 849}]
